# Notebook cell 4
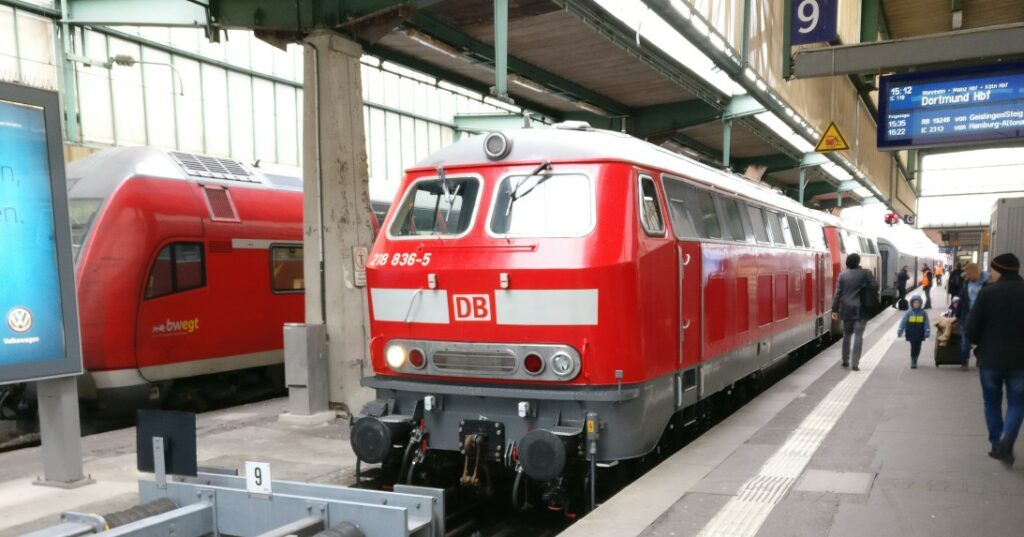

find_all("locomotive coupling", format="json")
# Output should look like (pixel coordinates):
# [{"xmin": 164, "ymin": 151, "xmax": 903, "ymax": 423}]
[{"xmin": 350, "ymin": 415, "xmax": 413, "ymax": 464}]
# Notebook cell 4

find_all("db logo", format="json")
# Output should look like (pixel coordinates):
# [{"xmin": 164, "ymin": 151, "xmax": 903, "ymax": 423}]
[
  {"xmin": 453, "ymin": 294, "xmax": 491, "ymax": 321},
  {"xmin": 7, "ymin": 307, "xmax": 33, "ymax": 333}
]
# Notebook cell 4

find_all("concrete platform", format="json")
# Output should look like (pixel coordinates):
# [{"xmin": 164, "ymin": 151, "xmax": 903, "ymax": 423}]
[
  {"xmin": 567, "ymin": 287, "xmax": 1024, "ymax": 537},
  {"xmin": 0, "ymin": 400, "xmax": 354, "ymax": 537}
]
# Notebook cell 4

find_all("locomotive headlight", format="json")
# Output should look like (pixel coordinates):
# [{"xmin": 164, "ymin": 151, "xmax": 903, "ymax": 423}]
[
  {"xmin": 385, "ymin": 344, "xmax": 406, "ymax": 369},
  {"xmin": 550, "ymin": 352, "xmax": 574, "ymax": 376}
]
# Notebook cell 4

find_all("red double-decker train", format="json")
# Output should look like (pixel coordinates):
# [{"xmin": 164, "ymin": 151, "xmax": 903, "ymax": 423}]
[
  {"xmin": 351, "ymin": 123, "xmax": 888, "ymax": 512},
  {"xmin": 66, "ymin": 147, "xmax": 305, "ymax": 409}
]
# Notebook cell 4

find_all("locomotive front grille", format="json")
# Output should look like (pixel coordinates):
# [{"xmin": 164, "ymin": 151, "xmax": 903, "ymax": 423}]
[{"xmin": 432, "ymin": 350, "xmax": 516, "ymax": 374}]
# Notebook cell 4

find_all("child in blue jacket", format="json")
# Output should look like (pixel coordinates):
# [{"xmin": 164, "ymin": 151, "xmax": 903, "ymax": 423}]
[{"xmin": 897, "ymin": 295, "xmax": 931, "ymax": 369}]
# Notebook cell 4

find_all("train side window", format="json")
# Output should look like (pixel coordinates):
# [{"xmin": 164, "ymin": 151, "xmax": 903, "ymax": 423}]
[
  {"xmin": 767, "ymin": 212, "xmax": 786, "ymax": 245},
  {"xmin": 787, "ymin": 216, "xmax": 805, "ymax": 247},
  {"xmin": 146, "ymin": 242, "xmax": 206, "ymax": 299},
  {"xmin": 746, "ymin": 205, "xmax": 771, "ymax": 244},
  {"xmin": 638, "ymin": 175, "xmax": 665, "ymax": 236},
  {"xmin": 840, "ymin": 230, "xmax": 859, "ymax": 253},
  {"xmin": 271, "ymin": 245, "xmax": 304, "ymax": 292},
  {"xmin": 804, "ymin": 220, "xmax": 825, "ymax": 250},
  {"xmin": 717, "ymin": 196, "xmax": 748, "ymax": 243},
  {"xmin": 661, "ymin": 177, "xmax": 698, "ymax": 238},
  {"xmin": 777, "ymin": 213, "xmax": 795, "ymax": 246}
]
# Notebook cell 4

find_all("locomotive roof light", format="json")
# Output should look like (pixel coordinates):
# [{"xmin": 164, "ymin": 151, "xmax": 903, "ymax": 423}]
[
  {"xmin": 385, "ymin": 344, "xmax": 406, "ymax": 369},
  {"xmin": 550, "ymin": 352, "xmax": 575, "ymax": 377},
  {"xmin": 483, "ymin": 132, "xmax": 512, "ymax": 160}
]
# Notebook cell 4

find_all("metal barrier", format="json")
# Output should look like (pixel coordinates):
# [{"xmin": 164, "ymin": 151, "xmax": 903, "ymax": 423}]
[{"xmin": 24, "ymin": 410, "xmax": 445, "ymax": 537}]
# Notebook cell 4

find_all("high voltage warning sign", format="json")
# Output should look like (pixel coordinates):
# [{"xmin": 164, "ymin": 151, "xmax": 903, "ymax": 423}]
[{"xmin": 815, "ymin": 121, "xmax": 850, "ymax": 152}]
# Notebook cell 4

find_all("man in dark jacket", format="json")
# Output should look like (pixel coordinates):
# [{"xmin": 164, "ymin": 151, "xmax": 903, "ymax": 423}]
[
  {"xmin": 956, "ymin": 262, "xmax": 990, "ymax": 371},
  {"xmin": 831, "ymin": 253, "xmax": 879, "ymax": 371},
  {"xmin": 896, "ymin": 266, "xmax": 910, "ymax": 307},
  {"xmin": 966, "ymin": 253, "xmax": 1024, "ymax": 468}
]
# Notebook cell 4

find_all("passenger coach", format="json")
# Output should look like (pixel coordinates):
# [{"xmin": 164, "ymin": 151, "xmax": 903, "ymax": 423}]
[{"xmin": 352, "ymin": 123, "xmax": 845, "ymax": 512}]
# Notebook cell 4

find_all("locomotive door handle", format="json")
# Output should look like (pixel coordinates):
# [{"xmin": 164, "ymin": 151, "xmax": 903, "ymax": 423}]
[
  {"xmin": 681, "ymin": 319, "xmax": 691, "ymax": 329},
  {"xmin": 682, "ymin": 254, "xmax": 691, "ymax": 266}
]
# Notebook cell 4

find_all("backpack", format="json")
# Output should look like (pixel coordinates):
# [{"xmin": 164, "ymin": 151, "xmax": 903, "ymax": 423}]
[
  {"xmin": 861, "ymin": 270, "xmax": 880, "ymax": 312},
  {"xmin": 897, "ymin": 298, "xmax": 909, "ymax": 310}
]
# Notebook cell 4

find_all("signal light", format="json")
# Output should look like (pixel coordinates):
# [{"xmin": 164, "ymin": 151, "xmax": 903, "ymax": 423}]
[
  {"xmin": 408, "ymin": 348, "xmax": 426, "ymax": 369},
  {"xmin": 523, "ymin": 353, "xmax": 544, "ymax": 375},
  {"xmin": 385, "ymin": 345, "xmax": 406, "ymax": 369}
]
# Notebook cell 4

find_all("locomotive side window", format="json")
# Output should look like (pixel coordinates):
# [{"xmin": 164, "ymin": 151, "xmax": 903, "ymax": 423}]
[
  {"xmin": 662, "ymin": 178, "xmax": 721, "ymax": 239},
  {"xmin": 390, "ymin": 177, "xmax": 480, "ymax": 238},
  {"xmin": 776, "ymin": 214, "xmax": 795, "ymax": 246},
  {"xmin": 145, "ymin": 242, "xmax": 206, "ymax": 299},
  {"xmin": 717, "ymin": 196, "xmax": 749, "ymax": 243},
  {"xmin": 787, "ymin": 216, "xmax": 805, "ymax": 247},
  {"xmin": 271, "ymin": 245, "xmax": 304, "ymax": 292},
  {"xmin": 804, "ymin": 220, "xmax": 826, "ymax": 250},
  {"xmin": 746, "ymin": 205, "xmax": 771, "ymax": 244},
  {"xmin": 637, "ymin": 175, "xmax": 665, "ymax": 236},
  {"xmin": 767, "ymin": 212, "xmax": 785, "ymax": 245},
  {"xmin": 490, "ymin": 173, "xmax": 593, "ymax": 237}
]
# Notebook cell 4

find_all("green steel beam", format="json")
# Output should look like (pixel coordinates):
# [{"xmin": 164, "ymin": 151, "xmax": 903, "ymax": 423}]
[
  {"xmin": 722, "ymin": 119, "xmax": 732, "ymax": 166},
  {"xmin": 407, "ymin": 12, "xmax": 629, "ymax": 116},
  {"xmin": 630, "ymin": 99, "xmax": 721, "ymax": 137},
  {"xmin": 860, "ymin": 0, "xmax": 882, "ymax": 43},
  {"xmin": 364, "ymin": 43, "xmax": 564, "ymax": 119},
  {"xmin": 492, "ymin": 0, "xmax": 508, "ymax": 99},
  {"xmin": 722, "ymin": 94, "xmax": 766, "ymax": 120}
]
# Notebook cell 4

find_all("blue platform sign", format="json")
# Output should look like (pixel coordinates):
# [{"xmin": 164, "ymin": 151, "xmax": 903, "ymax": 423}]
[
  {"xmin": 878, "ymin": 63, "xmax": 1024, "ymax": 150},
  {"xmin": 0, "ymin": 82, "xmax": 82, "ymax": 384},
  {"xmin": 791, "ymin": 0, "xmax": 838, "ymax": 46}
]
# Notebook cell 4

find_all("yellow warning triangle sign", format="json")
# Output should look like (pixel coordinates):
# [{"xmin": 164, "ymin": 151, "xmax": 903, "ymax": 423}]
[{"xmin": 815, "ymin": 121, "xmax": 850, "ymax": 152}]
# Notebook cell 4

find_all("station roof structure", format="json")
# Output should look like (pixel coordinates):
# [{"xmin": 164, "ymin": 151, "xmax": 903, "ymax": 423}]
[{"xmin": 882, "ymin": 0, "xmax": 1024, "ymax": 38}]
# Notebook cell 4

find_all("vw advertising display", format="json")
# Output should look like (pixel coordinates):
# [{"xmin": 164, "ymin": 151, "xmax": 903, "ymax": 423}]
[
  {"xmin": 0, "ymin": 81, "xmax": 82, "ymax": 384},
  {"xmin": 878, "ymin": 63, "xmax": 1024, "ymax": 150}
]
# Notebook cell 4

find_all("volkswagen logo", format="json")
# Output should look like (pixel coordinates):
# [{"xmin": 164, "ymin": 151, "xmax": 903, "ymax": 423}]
[{"xmin": 6, "ymin": 307, "xmax": 32, "ymax": 333}]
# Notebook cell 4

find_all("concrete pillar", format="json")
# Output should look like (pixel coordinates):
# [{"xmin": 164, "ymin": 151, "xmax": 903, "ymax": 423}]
[
  {"xmin": 34, "ymin": 377, "xmax": 92, "ymax": 488},
  {"xmin": 299, "ymin": 30, "xmax": 375, "ymax": 416}
]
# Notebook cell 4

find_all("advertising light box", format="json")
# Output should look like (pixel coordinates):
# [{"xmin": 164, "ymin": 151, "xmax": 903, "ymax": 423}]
[
  {"xmin": 878, "ymin": 63, "xmax": 1024, "ymax": 150},
  {"xmin": 0, "ymin": 81, "xmax": 82, "ymax": 384}
]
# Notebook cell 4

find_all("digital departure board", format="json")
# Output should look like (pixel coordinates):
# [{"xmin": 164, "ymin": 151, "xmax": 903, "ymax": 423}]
[
  {"xmin": 878, "ymin": 63, "xmax": 1024, "ymax": 150},
  {"xmin": 0, "ymin": 81, "xmax": 82, "ymax": 384}
]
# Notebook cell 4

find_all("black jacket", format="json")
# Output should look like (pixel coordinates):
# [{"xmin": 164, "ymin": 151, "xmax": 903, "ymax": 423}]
[
  {"xmin": 832, "ymin": 268, "xmax": 878, "ymax": 321},
  {"xmin": 896, "ymin": 269, "xmax": 909, "ymax": 290},
  {"xmin": 966, "ymin": 273, "xmax": 1024, "ymax": 370}
]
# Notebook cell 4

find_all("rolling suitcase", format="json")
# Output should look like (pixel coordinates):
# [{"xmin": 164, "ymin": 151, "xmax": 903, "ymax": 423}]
[{"xmin": 934, "ymin": 331, "xmax": 962, "ymax": 367}]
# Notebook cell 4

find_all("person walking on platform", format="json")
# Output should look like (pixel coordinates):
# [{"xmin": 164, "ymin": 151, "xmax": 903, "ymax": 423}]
[
  {"xmin": 896, "ymin": 265, "xmax": 910, "ymax": 308},
  {"xmin": 947, "ymin": 263, "xmax": 964, "ymax": 306},
  {"xmin": 956, "ymin": 262, "xmax": 991, "ymax": 371},
  {"xmin": 921, "ymin": 266, "xmax": 933, "ymax": 309},
  {"xmin": 935, "ymin": 264, "xmax": 944, "ymax": 286},
  {"xmin": 897, "ymin": 295, "xmax": 930, "ymax": 369},
  {"xmin": 831, "ymin": 253, "xmax": 879, "ymax": 371},
  {"xmin": 965, "ymin": 253, "xmax": 1024, "ymax": 468}
]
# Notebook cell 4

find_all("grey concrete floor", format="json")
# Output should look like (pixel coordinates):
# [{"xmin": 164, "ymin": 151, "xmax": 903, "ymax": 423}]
[{"xmin": 636, "ymin": 288, "xmax": 1024, "ymax": 537}]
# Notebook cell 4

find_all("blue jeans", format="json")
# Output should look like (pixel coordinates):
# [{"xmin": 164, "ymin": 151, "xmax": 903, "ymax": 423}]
[
  {"xmin": 960, "ymin": 332, "xmax": 971, "ymax": 366},
  {"xmin": 979, "ymin": 368, "xmax": 1024, "ymax": 450}
]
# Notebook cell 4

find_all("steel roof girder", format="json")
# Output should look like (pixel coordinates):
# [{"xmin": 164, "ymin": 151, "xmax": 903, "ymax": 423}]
[
  {"xmin": 722, "ymin": 94, "xmax": 766, "ymax": 121},
  {"xmin": 792, "ymin": 22, "xmax": 1024, "ymax": 78},
  {"xmin": 630, "ymin": 100, "xmax": 722, "ymax": 137},
  {"xmin": 407, "ymin": 12, "xmax": 630, "ymax": 117}
]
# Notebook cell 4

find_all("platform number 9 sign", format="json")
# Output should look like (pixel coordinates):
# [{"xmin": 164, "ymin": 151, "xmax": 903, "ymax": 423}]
[
  {"xmin": 245, "ymin": 461, "xmax": 273, "ymax": 495},
  {"xmin": 790, "ymin": 0, "xmax": 837, "ymax": 45}
]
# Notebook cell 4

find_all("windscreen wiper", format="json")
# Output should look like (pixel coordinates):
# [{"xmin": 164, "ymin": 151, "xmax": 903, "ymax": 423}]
[
  {"xmin": 437, "ymin": 166, "xmax": 461, "ymax": 223},
  {"xmin": 506, "ymin": 161, "xmax": 552, "ymax": 216}
]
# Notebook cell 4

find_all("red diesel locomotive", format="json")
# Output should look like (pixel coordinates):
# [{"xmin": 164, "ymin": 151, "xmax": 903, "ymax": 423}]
[
  {"xmin": 66, "ymin": 147, "xmax": 305, "ymax": 408},
  {"xmin": 351, "ymin": 123, "xmax": 877, "ymax": 511}
]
